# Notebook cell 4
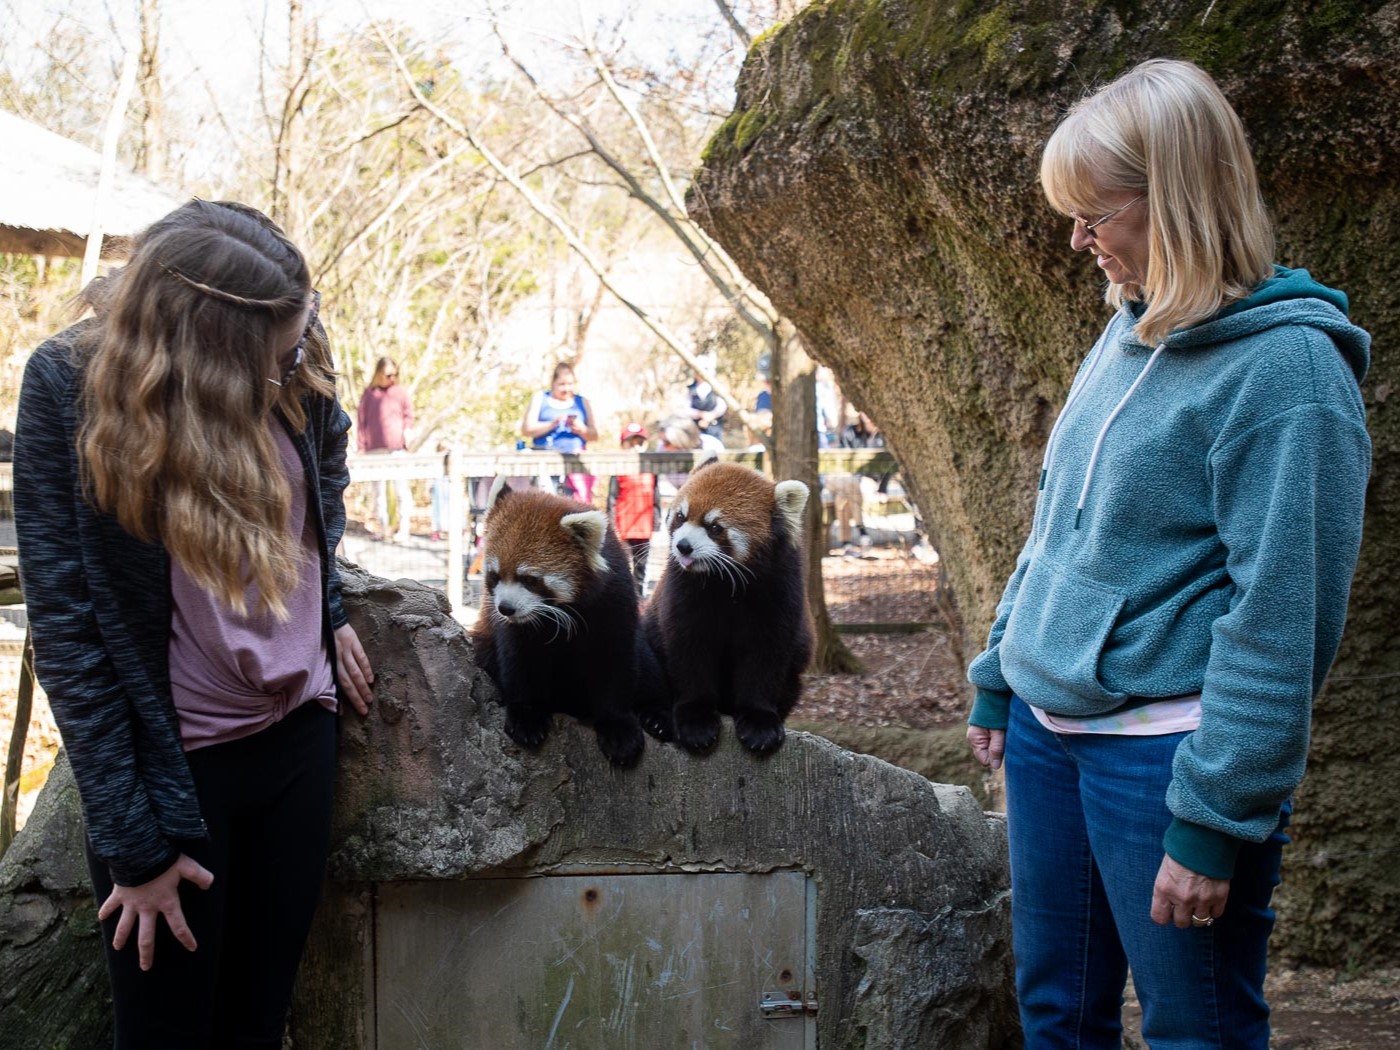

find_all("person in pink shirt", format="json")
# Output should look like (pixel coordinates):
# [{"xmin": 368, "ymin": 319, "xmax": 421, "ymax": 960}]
[
  {"xmin": 14, "ymin": 200, "xmax": 374, "ymax": 1048},
  {"xmin": 357, "ymin": 356, "xmax": 416, "ymax": 541}
]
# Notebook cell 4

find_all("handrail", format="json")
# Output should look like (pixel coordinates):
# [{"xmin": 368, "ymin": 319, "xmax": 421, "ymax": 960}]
[{"xmin": 345, "ymin": 448, "xmax": 896, "ymax": 481}]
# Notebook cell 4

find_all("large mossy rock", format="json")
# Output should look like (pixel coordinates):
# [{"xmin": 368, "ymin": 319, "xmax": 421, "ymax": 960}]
[
  {"xmin": 689, "ymin": 0, "xmax": 1399, "ymax": 964},
  {"xmin": 0, "ymin": 567, "xmax": 1017, "ymax": 1049}
]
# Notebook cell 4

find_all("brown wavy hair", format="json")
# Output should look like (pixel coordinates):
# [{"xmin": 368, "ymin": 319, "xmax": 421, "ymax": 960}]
[{"xmin": 77, "ymin": 200, "xmax": 336, "ymax": 618}]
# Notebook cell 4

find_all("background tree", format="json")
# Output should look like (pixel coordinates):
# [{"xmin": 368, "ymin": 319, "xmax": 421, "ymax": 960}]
[
  {"xmin": 134, "ymin": 0, "xmax": 164, "ymax": 179},
  {"xmin": 379, "ymin": 4, "xmax": 860, "ymax": 669}
]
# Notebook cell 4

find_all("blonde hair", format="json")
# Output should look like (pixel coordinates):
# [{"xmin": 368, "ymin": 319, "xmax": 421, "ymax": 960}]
[
  {"xmin": 1040, "ymin": 59, "xmax": 1275, "ymax": 345},
  {"xmin": 78, "ymin": 200, "xmax": 336, "ymax": 619},
  {"xmin": 659, "ymin": 416, "xmax": 702, "ymax": 451}
]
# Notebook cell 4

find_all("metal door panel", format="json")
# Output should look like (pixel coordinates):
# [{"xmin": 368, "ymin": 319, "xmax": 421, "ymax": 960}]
[{"xmin": 376, "ymin": 872, "xmax": 812, "ymax": 1049}]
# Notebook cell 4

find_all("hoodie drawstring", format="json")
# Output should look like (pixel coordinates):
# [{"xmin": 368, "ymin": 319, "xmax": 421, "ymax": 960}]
[
  {"xmin": 1073, "ymin": 341, "xmax": 1168, "ymax": 528},
  {"xmin": 1041, "ymin": 329, "xmax": 1112, "ymax": 490}
]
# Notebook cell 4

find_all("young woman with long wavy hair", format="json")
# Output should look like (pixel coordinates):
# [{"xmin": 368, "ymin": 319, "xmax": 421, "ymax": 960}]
[{"xmin": 14, "ymin": 199, "xmax": 374, "ymax": 1048}]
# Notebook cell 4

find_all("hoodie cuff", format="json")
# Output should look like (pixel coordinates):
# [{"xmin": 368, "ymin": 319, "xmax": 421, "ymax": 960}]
[
  {"xmin": 1164, "ymin": 817, "xmax": 1243, "ymax": 880},
  {"xmin": 969, "ymin": 688, "xmax": 1012, "ymax": 730}
]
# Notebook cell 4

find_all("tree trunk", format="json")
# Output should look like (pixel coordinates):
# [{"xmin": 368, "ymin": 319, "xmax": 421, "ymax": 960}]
[
  {"xmin": 136, "ymin": 0, "xmax": 164, "ymax": 181},
  {"xmin": 689, "ymin": 0, "xmax": 1400, "ymax": 964},
  {"xmin": 771, "ymin": 322, "xmax": 860, "ymax": 673},
  {"xmin": 270, "ymin": 0, "xmax": 308, "ymax": 229},
  {"xmin": 0, "ymin": 630, "xmax": 34, "ymax": 859}
]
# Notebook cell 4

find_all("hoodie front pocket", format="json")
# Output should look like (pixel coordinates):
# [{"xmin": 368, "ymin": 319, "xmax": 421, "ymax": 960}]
[{"xmin": 1001, "ymin": 555, "xmax": 1130, "ymax": 710}]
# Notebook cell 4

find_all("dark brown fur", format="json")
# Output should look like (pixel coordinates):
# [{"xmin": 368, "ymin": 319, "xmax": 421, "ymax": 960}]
[
  {"xmin": 470, "ymin": 485, "xmax": 644, "ymax": 766},
  {"xmin": 638, "ymin": 462, "xmax": 812, "ymax": 754}
]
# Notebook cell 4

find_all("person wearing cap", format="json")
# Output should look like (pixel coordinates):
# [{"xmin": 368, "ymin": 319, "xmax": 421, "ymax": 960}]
[
  {"xmin": 607, "ymin": 423, "xmax": 658, "ymax": 597},
  {"xmin": 683, "ymin": 353, "xmax": 727, "ymax": 441}
]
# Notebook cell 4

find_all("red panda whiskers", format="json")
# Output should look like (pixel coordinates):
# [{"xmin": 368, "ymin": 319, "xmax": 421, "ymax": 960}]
[{"xmin": 638, "ymin": 462, "xmax": 813, "ymax": 755}]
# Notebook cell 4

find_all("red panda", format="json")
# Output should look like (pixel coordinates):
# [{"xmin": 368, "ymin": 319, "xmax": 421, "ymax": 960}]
[
  {"xmin": 638, "ymin": 461, "xmax": 813, "ymax": 754},
  {"xmin": 470, "ymin": 481, "xmax": 645, "ymax": 766}
]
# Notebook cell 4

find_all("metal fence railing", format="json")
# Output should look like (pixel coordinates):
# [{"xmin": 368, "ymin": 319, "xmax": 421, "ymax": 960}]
[
  {"xmin": 341, "ymin": 450, "xmax": 941, "ymax": 629},
  {"xmin": 0, "ymin": 451, "xmax": 943, "ymax": 631}
]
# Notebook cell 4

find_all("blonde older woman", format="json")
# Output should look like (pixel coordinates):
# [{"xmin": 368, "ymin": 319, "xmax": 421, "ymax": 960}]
[{"xmin": 966, "ymin": 60, "xmax": 1370, "ymax": 1047}]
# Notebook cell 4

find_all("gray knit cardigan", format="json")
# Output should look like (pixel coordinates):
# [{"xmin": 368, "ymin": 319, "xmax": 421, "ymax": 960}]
[{"xmin": 14, "ymin": 321, "xmax": 352, "ymax": 886}]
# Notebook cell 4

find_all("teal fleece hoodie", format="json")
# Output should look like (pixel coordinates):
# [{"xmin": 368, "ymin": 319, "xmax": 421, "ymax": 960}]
[{"xmin": 967, "ymin": 267, "xmax": 1371, "ymax": 879}]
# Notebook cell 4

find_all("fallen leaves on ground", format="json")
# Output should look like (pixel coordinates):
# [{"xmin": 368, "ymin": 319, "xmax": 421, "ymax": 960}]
[{"xmin": 800, "ymin": 549, "xmax": 969, "ymax": 730}]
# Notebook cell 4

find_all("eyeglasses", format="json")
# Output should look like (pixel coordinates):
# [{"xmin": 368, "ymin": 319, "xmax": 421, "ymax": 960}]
[
  {"xmin": 1071, "ymin": 195, "xmax": 1144, "ymax": 239},
  {"xmin": 269, "ymin": 290, "xmax": 319, "ymax": 387}
]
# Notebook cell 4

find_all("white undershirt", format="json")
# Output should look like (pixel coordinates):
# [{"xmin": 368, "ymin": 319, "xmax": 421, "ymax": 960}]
[{"xmin": 1029, "ymin": 694, "xmax": 1202, "ymax": 736}]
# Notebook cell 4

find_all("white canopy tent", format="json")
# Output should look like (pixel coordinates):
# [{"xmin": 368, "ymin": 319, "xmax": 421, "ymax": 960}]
[{"xmin": 0, "ymin": 109, "xmax": 181, "ymax": 258}]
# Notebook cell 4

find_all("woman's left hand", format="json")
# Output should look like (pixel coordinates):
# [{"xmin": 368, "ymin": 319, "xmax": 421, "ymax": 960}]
[
  {"xmin": 1151, "ymin": 854, "xmax": 1230, "ymax": 928},
  {"xmin": 333, "ymin": 623, "xmax": 374, "ymax": 716}
]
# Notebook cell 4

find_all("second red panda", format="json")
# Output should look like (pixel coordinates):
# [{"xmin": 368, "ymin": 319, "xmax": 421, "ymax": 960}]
[{"xmin": 638, "ymin": 461, "xmax": 813, "ymax": 754}]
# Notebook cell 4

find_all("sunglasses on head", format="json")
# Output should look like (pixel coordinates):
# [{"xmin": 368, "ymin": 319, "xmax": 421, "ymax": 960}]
[{"xmin": 269, "ymin": 290, "xmax": 319, "ymax": 388}]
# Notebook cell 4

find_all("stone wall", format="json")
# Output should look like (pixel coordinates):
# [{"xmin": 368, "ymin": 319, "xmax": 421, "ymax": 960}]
[{"xmin": 0, "ymin": 566, "xmax": 1017, "ymax": 1048}]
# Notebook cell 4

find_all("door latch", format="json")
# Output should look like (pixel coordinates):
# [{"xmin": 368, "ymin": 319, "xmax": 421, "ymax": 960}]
[{"xmin": 759, "ymin": 992, "xmax": 818, "ymax": 1018}]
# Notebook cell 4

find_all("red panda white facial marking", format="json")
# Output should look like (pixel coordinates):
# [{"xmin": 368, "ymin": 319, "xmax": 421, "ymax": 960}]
[{"xmin": 668, "ymin": 497, "xmax": 750, "ymax": 573}]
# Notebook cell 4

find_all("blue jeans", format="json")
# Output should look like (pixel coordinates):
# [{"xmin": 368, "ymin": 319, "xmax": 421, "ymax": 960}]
[{"xmin": 1005, "ymin": 698, "xmax": 1287, "ymax": 1049}]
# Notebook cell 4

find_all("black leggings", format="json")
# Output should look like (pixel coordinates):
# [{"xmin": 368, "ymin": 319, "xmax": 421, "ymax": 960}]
[{"xmin": 85, "ymin": 700, "xmax": 337, "ymax": 1050}]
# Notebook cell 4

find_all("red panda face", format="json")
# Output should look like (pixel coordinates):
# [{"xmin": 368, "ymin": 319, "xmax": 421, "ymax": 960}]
[
  {"xmin": 667, "ymin": 463, "xmax": 808, "ymax": 576},
  {"xmin": 480, "ymin": 486, "xmax": 609, "ymax": 629}
]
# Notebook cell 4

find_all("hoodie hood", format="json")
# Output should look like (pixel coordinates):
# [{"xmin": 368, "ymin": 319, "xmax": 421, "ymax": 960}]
[
  {"xmin": 1122, "ymin": 266, "xmax": 1370, "ymax": 383},
  {"xmin": 1050, "ymin": 265, "xmax": 1370, "ymax": 530}
]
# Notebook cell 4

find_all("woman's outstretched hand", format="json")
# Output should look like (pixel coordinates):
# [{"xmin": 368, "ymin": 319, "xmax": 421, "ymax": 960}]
[
  {"xmin": 967, "ymin": 726, "xmax": 1006, "ymax": 771},
  {"xmin": 333, "ymin": 623, "xmax": 374, "ymax": 715},
  {"xmin": 98, "ymin": 853, "xmax": 214, "ymax": 971}
]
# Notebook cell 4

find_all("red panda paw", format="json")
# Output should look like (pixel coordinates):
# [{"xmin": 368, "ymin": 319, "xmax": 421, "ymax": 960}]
[
  {"xmin": 735, "ymin": 712, "xmax": 786, "ymax": 755},
  {"xmin": 504, "ymin": 708, "xmax": 551, "ymax": 750},
  {"xmin": 595, "ymin": 717, "xmax": 646, "ymax": 768},
  {"xmin": 674, "ymin": 704, "xmax": 722, "ymax": 754},
  {"xmin": 639, "ymin": 709, "xmax": 675, "ymax": 743}
]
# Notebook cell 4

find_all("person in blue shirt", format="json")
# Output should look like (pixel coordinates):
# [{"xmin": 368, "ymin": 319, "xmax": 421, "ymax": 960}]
[
  {"xmin": 521, "ymin": 361, "xmax": 597, "ymax": 453},
  {"xmin": 965, "ymin": 59, "xmax": 1370, "ymax": 1048},
  {"xmin": 521, "ymin": 361, "xmax": 599, "ymax": 501}
]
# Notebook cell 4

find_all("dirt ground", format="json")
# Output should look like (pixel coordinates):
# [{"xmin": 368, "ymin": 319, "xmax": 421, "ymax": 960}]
[{"xmin": 799, "ymin": 557, "xmax": 1400, "ymax": 1048}]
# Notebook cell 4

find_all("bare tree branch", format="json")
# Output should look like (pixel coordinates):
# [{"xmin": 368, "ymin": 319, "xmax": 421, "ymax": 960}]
[
  {"xmin": 376, "ymin": 23, "xmax": 769, "ymax": 440},
  {"xmin": 579, "ymin": 21, "xmax": 767, "ymax": 320},
  {"xmin": 711, "ymin": 0, "xmax": 752, "ymax": 47},
  {"xmin": 492, "ymin": 21, "xmax": 778, "ymax": 348}
]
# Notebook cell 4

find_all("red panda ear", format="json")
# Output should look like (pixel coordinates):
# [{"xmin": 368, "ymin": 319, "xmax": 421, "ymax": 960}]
[
  {"xmin": 486, "ymin": 475, "xmax": 512, "ymax": 512},
  {"xmin": 690, "ymin": 454, "xmax": 721, "ymax": 475},
  {"xmin": 560, "ymin": 510, "xmax": 610, "ymax": 575},
  {"xmin": 774, "ymin": 480, "xmax": 809, "ymax": 542}
]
